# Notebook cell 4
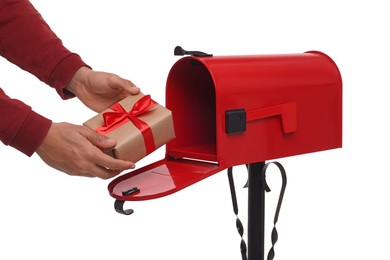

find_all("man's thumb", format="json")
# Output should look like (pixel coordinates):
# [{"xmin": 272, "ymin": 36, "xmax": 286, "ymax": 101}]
[{"xmin": 88, "ymin": 131, "xmax": 117, "ymax": 149}]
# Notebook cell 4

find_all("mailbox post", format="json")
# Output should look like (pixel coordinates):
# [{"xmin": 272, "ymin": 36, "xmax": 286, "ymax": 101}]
[
  {"xmin": 108, "ymin": 47, "xmax": 342, "ymax": 260},
  {"xmin": 248, "ymin": 162, "xmax": 267, "ymax": 260}
]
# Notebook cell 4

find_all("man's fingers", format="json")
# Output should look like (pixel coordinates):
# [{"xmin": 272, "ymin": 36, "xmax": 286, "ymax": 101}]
[
  {"xmin": 98, "ymin": 154, "xmax": 135, "ymax": 171},
  {"xmin": 77, "ymin": 126, "xmax": 135, "ymax": 179},
  {"xmin": 83, "ymin": 127, "xmax": 117, "ymax": 149},
  {"xmin": 123, "ymin": 80, "xmax": 140, "ymax": 94},
  {"xmin": 90, "ymin": 146, "xmax": 134, "ymax": 172},
  {"xmin": 91, "ymin": 166, "xmax": 122, "ymax": 179},
  {"xmin": 77, "ymin": 152, "xmax": 134, "ymax": 179},
  {"xmin": 109, "ymin": 74, "xmax": 140, "ymax": 94}
]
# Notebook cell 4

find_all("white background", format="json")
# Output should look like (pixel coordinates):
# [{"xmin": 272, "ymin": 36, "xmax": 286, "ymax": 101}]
[{"xmin": 1, "ymin": 1, "xmax": 389, "ymax": 259}]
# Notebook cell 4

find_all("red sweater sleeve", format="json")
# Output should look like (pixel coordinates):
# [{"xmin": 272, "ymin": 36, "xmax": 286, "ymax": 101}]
[
  {"xmin": 0, "ymin": 0, "xmax": 89, "ymax": 156},
  {"xmin": 0, "ymin": 88, "xmax": 52, "ymax": 156}
]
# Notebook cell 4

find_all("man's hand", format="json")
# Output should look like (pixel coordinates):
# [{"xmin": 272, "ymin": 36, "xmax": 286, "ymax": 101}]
[
  {"xmin": 36, "ymin": 122, "xmax": 135, "ymax": 179},
  {"xmin": 66, "ymin": 67, "xmax": 140, "ymax": 112}
]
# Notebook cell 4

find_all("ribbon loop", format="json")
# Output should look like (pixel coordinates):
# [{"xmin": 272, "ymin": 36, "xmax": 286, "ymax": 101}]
[{"xmin": 95, "ymin": 95, "xmax": 157, "ymax": 154}]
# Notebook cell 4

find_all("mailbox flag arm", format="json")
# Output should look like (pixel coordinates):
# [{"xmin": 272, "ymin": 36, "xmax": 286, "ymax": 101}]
[{"xmin": 247, "ymin": 102, "xmax": 297, "ymax": 134}]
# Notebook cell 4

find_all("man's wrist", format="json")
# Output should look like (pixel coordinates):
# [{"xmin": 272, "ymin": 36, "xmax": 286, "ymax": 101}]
[{"xmin": 65, "ymin": 66, "xmax": 92, "ymax": 96}]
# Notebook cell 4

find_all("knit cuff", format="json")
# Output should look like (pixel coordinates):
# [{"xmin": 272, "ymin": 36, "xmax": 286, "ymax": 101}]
[
  {"xmin": 48, "ymin": 53, "xmax": 90, "ymax": 100},
  {"xmin": 10, "ymin": 110, "xmax": 52, "ymax": 157}
]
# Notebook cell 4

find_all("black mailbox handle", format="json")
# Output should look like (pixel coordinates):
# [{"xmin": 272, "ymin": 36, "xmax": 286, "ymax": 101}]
[
  {"xmin": 174, "ymin": 46, "xmax": 213, "ymax": 57},
  {"xmin": 114, "ymin": 200, "xmax": 134, "ymax": 215},
  {"xmin": 113, "ymin": 187, "xmax": 140, "ymax": 215}
]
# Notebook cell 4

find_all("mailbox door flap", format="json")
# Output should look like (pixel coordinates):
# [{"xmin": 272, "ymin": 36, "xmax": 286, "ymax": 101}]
[{"xmin": 108, "ymin": 158, "xmax": 225, "ymax": 201}]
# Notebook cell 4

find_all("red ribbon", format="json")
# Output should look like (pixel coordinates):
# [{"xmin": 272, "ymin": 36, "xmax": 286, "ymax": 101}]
[{"xmin": 95, "ymin": 95, "xmax": 157, "ymax": 154}]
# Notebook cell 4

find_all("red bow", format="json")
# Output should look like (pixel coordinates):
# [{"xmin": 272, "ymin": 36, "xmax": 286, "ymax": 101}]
[{"xmin": 95, "ymin": 95, "xmax": 157, "ymax": 154}]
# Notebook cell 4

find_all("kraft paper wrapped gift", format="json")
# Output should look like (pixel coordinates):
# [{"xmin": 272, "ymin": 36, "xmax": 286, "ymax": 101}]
[{"xmin": 83, "ymin": 93, "xmax": 175, "ymax": 163}]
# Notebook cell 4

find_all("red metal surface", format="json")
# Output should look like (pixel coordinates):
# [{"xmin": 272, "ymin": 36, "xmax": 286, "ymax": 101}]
[
  {"xmin": 108, "ymin": 158, "xmax": 223, "ymax": 200},
  {"xmin": 166, "ymin": 51, "xmax": 342, "ymax": 167},
  {"xmin": 108, "ymin": 51, "xmax": 342, "ymax": 201},
  {"xmin": 246, "ymin": 102, "xmax": 297, "ymax": 134}
]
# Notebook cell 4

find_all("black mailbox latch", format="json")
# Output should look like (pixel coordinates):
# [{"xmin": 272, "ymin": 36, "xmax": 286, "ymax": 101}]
[
  {"xmin": 225, "ymin": 109, "xmax": 246, "ymax": 134},
  {"xmin": 174, "ymin": 46, "xmax": 213, "ymax": 57}
]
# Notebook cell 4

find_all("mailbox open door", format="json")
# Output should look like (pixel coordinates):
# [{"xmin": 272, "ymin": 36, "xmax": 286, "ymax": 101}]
[{"xmin": 108, "ymin": 49, "xmax": 342, "ymax": 203}]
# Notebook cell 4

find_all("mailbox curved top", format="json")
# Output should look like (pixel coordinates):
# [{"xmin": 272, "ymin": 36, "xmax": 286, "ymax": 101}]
[
  {"xmin": 166, "ymin": 51, "xmax": 342, "ymax": 168},
  {"xmin": 193, "ymin": 51, "xmax": 341, "ymax": 101}
]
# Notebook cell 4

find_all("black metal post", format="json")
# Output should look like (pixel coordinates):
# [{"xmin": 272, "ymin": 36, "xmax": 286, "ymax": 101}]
[{"xmin": 247, "ymin": 161, "xmax": 266, "ymax": 260}]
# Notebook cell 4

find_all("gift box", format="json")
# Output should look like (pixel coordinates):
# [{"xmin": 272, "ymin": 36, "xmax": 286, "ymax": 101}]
[{"xmin": 83, "ymin": 93, "xmax": 175, "ymax": 163}]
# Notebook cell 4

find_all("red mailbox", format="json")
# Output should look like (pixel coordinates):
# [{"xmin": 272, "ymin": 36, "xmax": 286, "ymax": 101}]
[{"xmin": 108, "ymin": 49, "xmax": 342, "ymax": 203}]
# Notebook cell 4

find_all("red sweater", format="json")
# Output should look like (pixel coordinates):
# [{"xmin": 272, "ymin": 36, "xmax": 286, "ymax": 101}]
[{"xmin": 0, "ymin": 1, "xmax": 88, "ymax": 156}]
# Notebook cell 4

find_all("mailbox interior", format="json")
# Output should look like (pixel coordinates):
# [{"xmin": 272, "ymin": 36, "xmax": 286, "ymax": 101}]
[
  {"xmin": 109, "ymin": 58, "xmax": 227, "ymax": 201},
  {"xmin": 166, "ymin": 58, "xmax": 218, "ymax": 163}
]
